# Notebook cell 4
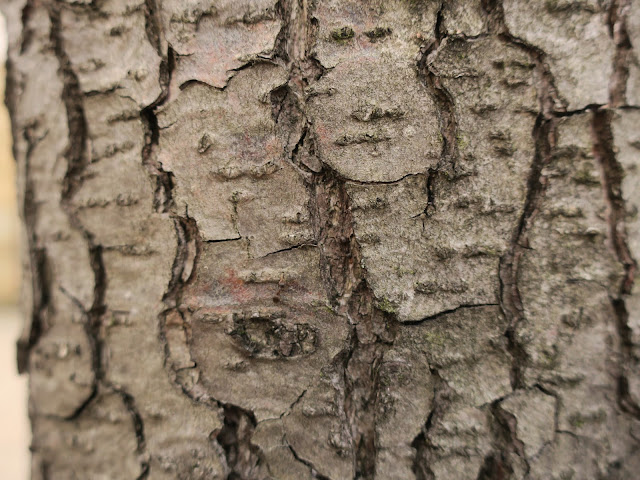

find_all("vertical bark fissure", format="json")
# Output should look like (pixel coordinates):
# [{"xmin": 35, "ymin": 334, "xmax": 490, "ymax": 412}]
[
  {"xmin": 475, "ymin": 403, "xmax": 520, "ymax": 480},
  {"xmin": 19, "ymin": 0, "xmax": 36, "ymax": 54},
  {"xmin": 411, "ymin": 368, "xmax": 452, "ymax": 480},
  {"xmin": 476, "ymin": 1, "xmax": 562, "ymax": 476},
  {"xmin": 16, "ymin": 125, "xmax": 51, "ymax": 374},
  {"xmin": 270, "ymin": 2, "xmax": 397, "ymax": 478},
  {"xmin": 49, "ymin": 2, "xmax": 102, "ymax": 414},
  {"xmin": 481, "ymin": 0, "xmax": 562, "ymax": 391},
  {"xmin": 413, "ymin": 1, "xmax": 459, "ymax": 225},
  {"xmin": 498, "ymin": 115, "xmax": 555, "ymax": 391},
  {"xmin": 48, "ymin": 4, "xmax": 149, "ymax": 476},
  {"xmin": 417, "ymin": 2, "xmax": 459, "ymax": 175},
  {"xmin": 136, "ymin": 3, "xmax": 267, "ymax": 475},
  {"xmin": 140, "ymin": 47, "xmax": 175, "ymax": 214},
  {"xmin": 608, "ymin": 0, "xmax": 633, "ymax": 107},
  {"xmin": 591, "ymin": 0, "xmax": 640, "ymax": 421},
  {"xmin": 592, "ymin": 110, "xmax": 640, "ymax": 419}
]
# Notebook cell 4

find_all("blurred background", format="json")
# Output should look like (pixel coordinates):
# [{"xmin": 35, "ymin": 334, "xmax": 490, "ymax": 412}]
[{"xmin": 0, "ymin": 13, "xmax": 31, "ymax": 480}]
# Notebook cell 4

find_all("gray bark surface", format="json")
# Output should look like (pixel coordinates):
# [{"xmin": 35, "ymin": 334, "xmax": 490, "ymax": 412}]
[{"xmin": 3, "ymin": 0, "xmax": 640, "ymax": 478}]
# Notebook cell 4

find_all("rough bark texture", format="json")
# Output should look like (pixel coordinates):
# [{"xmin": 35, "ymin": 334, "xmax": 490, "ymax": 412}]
[{"xmin": 4, "ymin": 0, "xmax": 640, "ymax": 479}]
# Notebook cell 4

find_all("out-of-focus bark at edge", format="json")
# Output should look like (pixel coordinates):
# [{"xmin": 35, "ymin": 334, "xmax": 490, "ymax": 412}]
[{"xmin": 0, "ymin": 12, "xmax": 30, "ymax": 480}]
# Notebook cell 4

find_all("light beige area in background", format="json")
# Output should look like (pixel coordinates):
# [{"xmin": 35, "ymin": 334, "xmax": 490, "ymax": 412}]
[{"xmin": 0, "ymin": 13, "xmax": 30, "ymax": 480}]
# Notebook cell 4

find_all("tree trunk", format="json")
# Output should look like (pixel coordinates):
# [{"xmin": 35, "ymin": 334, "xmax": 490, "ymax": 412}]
[{"xmin": 4, "ymin": 0, "xmax": 640, "ymax": 478}]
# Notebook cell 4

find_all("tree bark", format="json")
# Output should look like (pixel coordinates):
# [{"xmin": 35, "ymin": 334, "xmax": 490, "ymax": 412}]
[{"xmin": 3, "ymin": 0, "xmax": 640, "ymax": 478}]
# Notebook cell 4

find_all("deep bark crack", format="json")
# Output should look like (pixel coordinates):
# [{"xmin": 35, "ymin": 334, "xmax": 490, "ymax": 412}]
[
  {"xmin": 135, "ymin": 6, "xmax": 269, "ymax": 476},
  {"xmin": 48, "ymin": 5, "xmax": 150, "ymax": 477},
  {"xmin": 592, "ymin": 110, "xmax": 640, "ymax": 420},
  {"xmin": 269, "ymin": 2, "xmax": 397, "ymax": 478},
  {"xmin": 411, "ymin": 368, "xmax": 452, "ymax": 480},
  {"xmin": 608, "ymin": 0, "xmax": 633, "ymax": 106},
  {"xmin": 16, "ymin": 126, "xmax": 51, "ymax": 373}
]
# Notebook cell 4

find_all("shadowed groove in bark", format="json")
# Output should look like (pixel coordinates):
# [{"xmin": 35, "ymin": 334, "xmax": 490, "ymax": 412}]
[
  {"xmin": 608, "ymin": 0, "xmax": 633, "ymax": 106},
  {"xmin": 19, "ymin": 0, "xmax": 36, "ymax": 54},
  {"xmin": 411, "ymin": 369, "xmax": 452, "ymax": 480},
  {"xmin": 15, "ymin": 125, "xmax": 50, "ymax": 373},
  {"xmin": 135, "ymin": 4, "xmax": 269, "ymax": 475},
  {"xmin": 143, "ymin": 0, "xmax": 164, "ymax": 56},
  {"xmin": 475, "ymin": 1, "xmax": 562, "ymax": 475},
  {"xmin": 412, "ymin": 2, "xmax": 459, "ymax": 230},
  {"xmin": 592, "ymin": 110, "xmax": 640, "ymax": 420},
  {"xmin": 416, "ymin": 1, "xmax": 459, "ymax": 175},
  {"xmin": 269, "ymin": 1, "xmax": 397, "ymax": 478},
  {"xmin": 482, "ymin": 0, "xmax": 565, "ymax": 115},
  {"xmin": 215, "ymin": 406, "xmax": 266, "ymax": 480},
  {"xmin": 49, "ymin": 2, "xmax": 102, "ymax": 418},
  {"xmin": 480, "ymin": 0, "xmax": 562, "ymax": 391},
  {"xmin": 157, "ymin": 211, "xmax": 268, "ymax": 479},
  {"xmin": 121, "ymin": 391, "xmax": 151, "ymax": 480},
  {"xmin": 498, "ymin": 115, "xmax": 555, "ymax": 391},
  {"xmin": 141, "ymin": 47, "xmax": 175, "ymax": 214},
  {"xmin": 47, "ymin": 5, "xmax": 150, "ymax": 477},
  {"xmin": 487, "ymin": 399, "xmax": 529, "ymax": 477},
  {"xmin": 49, "ymin": 5, "xmax": 89, "ymax": 201}
]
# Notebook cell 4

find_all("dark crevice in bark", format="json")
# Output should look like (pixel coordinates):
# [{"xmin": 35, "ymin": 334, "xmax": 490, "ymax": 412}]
[
  {"xmin": 286, "ymin": 442, "xmax": 333, "ymax": 480},
  {"xmin": 49, "ymin": 6, "xmax": 90, "ymax": 201},
  {"xmin": 141, "ymin": 47, "xmax": 176, "ymax": 214},
  {"xmin": 592, "ymin": 110, "xmax": 640, "ymax": 420},
  {"xmin": 479, "ymin": 0, "xmax": 562, "ymax": 392},
  {"xmin": 534, "ymin": 383, "xmax": 561, "ymax": 436},
  {"xmin": 592, "ymin": 110, "xmax": 637, "ymax": 295},
  {"xmin": 143, "ymin": 0, "xmax": 164, "ymax": 56},
  {"xmin": 402, "ymin": 303, "xmax": 500, "ymax": 326},
  {"xmin": 215, "ymin": 405, "xmax": 266, "ymax": 480},
  {"xmin": 16, "ymin": 126, "xmax": 51, "ymax": 373},
  {"xmin": 158, "ymin": 214, "xmax": 267, "ymax": 478},
  {"xmin": 270, "ymin": 2, "xmax": 396, "ymax": 478},
  {"xmin": 411, "ymin": 368, "xmax": 452, "ymax": 480},
  {"xmin": 476, "ymin": 453, "xmax": 514, "ymax": 480},
  {"xmin": 416, "ymin": 38, "xmax": 459, "ymax": 176},
  {"xmin": 413, "ymin": 3, "xmax": 461, "ymax": 234},
  {"xmin": 477, "ymin": 400, "xmax": 529, "ymax": 480},
  {"xmin": 86, "ymin": 243, "xmax": 107, "ymax": 385},
  {"xmin": 499, "ymin": 115, "xmax": 556, "ymax": 390},
  {"xmin": 17, "ymin": 246, "xmax": 50, "ymax": 373},
  {"xmin": 607, "ymin": 0, "xmax": 633, "ymax": 106},
  {"xmin": 482, "ymin": 0, "xmax": 565, "ymax": 115},
  {"xmin": 20, "ymin": 0, "xmax": 36, "ymax": 54},
  {"xmin": 4, "ymin": 57, "xmax": 22, "ymax": 165},
  {"xmin": 552, "ymin": 104, "xmax": 605, "ymax": 118},
  {"xmin": 48, "ymin": 6, "xmax": 150, "ymax": 477},
  {"xmin": 49, "ymin": 4, "xmax": 102, "ymax": 420},
  {"xmin": 136, "ymin": 24, "xmax": 268, "ymax": 478},
  {"xmin": 120, "ymin": 391, "xmax": 150, "ymax": 480},
  {"xmin": 476, "ymin": 2, "xmax": 565, "ymax": 474},
  {"xmin": 163, "ymin": 215, "xmax": 198, "ymax": 305},
  {"xmin": 204, "ymin": 236, "xmax": 243, "ymax": 244},
  {"xmin": 613, "ymin": 298, "xmax": 640, "ymax": 419},
  {"xmin": 303, "ymin": 123, "xmax": 393, "ymax": 480},
  {"xmin": 260, "ymin": 242, "xmax": 317, "ymax": 258}
]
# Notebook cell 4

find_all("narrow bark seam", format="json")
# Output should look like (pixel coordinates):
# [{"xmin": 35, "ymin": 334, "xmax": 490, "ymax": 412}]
[
  {"xmin": 608, "ymin": 0, "xmax": 633, "ymax": 107},
  {"xmin": 49, "ymin": 5, "xmax": 150, "ymax": 477},
  {"xmin": 135, "ymin": 7, "xmax": 268, "ymax": 475},
  {"xmin": 592, "ymin": 110, "xmax": 640, "ymax": 420},
  {"xmin": 271, "ymin": 2, "xmax": 396, "ymax": 478},
  {"xmin": 16, "ymin": 126, "xmax": 51, "ymax": 373},
  {"xmin": 411, "ymin": 368, "xmax": 451, "ymax": 480}
]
